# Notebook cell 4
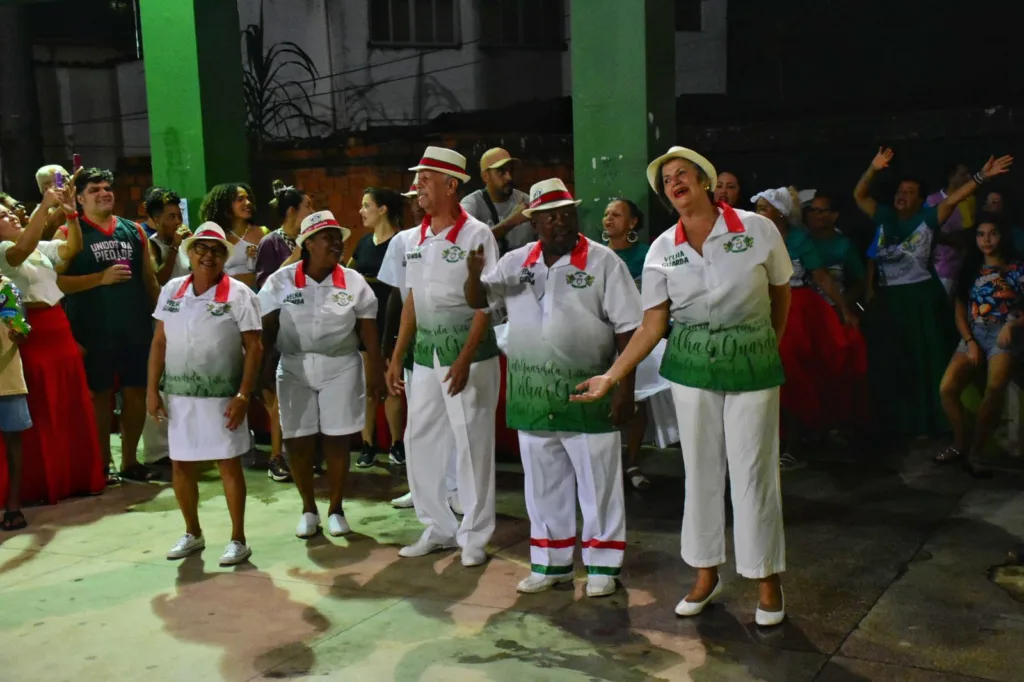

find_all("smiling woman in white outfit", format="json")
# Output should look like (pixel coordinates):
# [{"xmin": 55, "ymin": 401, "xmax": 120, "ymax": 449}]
[
  {"xmin": 147, "ymin": 222, "xmax": 264, "ymax": 567},
  {"xmin": 258, "ymin": 211, "xmax": 386, "ymax": 539},
  {"xmin": 573, "ymin": 147, "xmax": 794, "ymax": 627}
]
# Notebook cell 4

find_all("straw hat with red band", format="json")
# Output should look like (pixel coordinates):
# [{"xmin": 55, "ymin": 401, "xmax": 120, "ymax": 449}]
[
  {"xmin": 646, "ymin": 146, "xmax": 718, "ymax": 195},
  {"xmin": 408, "ymin": 146, "xmax": 470, "ymax": 183},
  {"xmin": 521, "ymin": 178, "xmax": 581, "ymax": 218},
  {"xmin": 181, "ymin": 221, "xmax": 235, "ymax": 257},
  {"xmin": 296, "ymin": 210, "xmax": 351, "ymax": 247}
]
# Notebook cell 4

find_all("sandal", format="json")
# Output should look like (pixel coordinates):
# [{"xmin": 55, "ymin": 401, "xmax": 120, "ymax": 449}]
[
  {"xmin": 933, "ymin": 447, "xmax": 962, "ymax": 464},
  {"xmin": 626, "ymin": 466, "xmax": 650, "ymax": 490},
  {"xmin": 1, "ymin": 510, "xmax": 27, "ymax": 531},
  {"xmin": 119, "ymin": 464, "xmax": 156, "ymax": 482},
  {"xmin": 105, "ymin": 467, "xmax": 123, "ymax": 486}
]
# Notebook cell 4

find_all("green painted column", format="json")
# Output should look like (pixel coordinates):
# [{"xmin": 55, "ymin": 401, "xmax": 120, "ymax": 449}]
[
  {"xmin": 571, "ymin": 0, "xmax": 675, "ymax": 240},
  {"xmin": 139, "ymin": 0, "xmax": 249, "ymax": 225}
]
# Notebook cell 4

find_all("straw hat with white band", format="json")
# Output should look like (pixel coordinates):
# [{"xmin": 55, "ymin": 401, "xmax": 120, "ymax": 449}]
[
  {"xmin": 646, "ymin": 146, "xmax": 718, "ymax": 195},
  {"xmin": 296, "ymin": 210, "xmax": 351, "ymax": 247},
  {"xmin": 182, "ymin": 222, "xmax": 235, "ymax": 257},
  {"xmin": 521, "ymin": 178, "xmax": 582, "ymax": 218},
  {"xmin": 408, "ymin": 146, "xmax": 471, "ymax": 183}
]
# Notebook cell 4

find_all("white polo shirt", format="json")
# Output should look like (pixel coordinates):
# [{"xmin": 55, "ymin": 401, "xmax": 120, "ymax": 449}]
[
  {"xmin": 483, "ymin": 236, "xmax": 641, "ymax": 433},
  {"xmin": 405, "ymin": 208, "xmax": 500, "ymax": 367},
  {"xmin": 153, "ymin": 275, "xmax": 262, "ymax": 398},
  {"xmin": 642, "ymin": 204, "xmax": 793, "ymax": 392},
  {"xmin": 377, "ymin": 227, "xmax": 416, "ymax": 301},
  {"xmin": 258, "ymin": 261, "xmax": 377, "ymax": 357}
]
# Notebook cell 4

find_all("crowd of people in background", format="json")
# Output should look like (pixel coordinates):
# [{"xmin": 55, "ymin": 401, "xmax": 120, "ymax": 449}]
[{"xmin": 0, "ymin": 138, "xmax": 1020, "ymax": 611}]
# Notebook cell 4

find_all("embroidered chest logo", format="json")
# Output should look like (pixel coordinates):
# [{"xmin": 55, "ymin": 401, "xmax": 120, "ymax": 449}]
[
  {"xmin": 283, "ymin": 292, "xmax": 304, "ymax": 305},
  {"xmin": 162, "ymin": 299, "xmax": 181, "ymax": 314},
  {"xmin": 723, "ymin": 235, "xmax": 755, "ymax": 254},
  {"xmin": 207, "ymin": 302, "xmax": 232, "ymax": 317},
  {"xmin": 663, "ymin": 251, "xmax": 689, "ymax": 267},
  {"xmin": 566, "ymin": 270, "xmax": 595, "ymax": 289},
  {"xmin": 332, "ymin": 291, "xmax": 353, "ymax": 307},
  {"xmin": 442, "ymin": 245, "xmax": 466, "ymax": 263},
  {"xmin": 519, "ymin": 268, "xmax": 535, "ymax": 285}
]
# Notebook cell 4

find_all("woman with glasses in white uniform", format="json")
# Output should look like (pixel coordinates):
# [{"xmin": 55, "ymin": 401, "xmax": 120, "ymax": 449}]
[{"xmin": 259, "ymin": 211, "xmax": 387, "ymax": 539}]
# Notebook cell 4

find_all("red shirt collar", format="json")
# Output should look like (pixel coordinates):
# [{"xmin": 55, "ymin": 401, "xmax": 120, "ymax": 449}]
[
  {"xmin": 674, "ymin": 202, "xmax": 745, "ymax": 246},
  {"xmin": 294, "ymin": 262, "xmax": 346, "ymax": 289},
  {"xmin": 172, "ymin": 274, "xmax": 231, "ymax": 302},
  {"xmin": 80, "ymin": 214, "xmax": 118, "ymax": 237},
  {"xmin": 418, "ymin": 207, "xmax": 469, "ymax": 245},
  {"xmin": 522, "ymin": 234, "xmax": 589, "ymax": 270}
]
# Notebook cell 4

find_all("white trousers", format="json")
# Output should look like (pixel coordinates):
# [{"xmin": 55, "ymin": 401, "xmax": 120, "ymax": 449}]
[
  {"xmin": 671, "ymin": 383, "xmax": 786, "ymax": 579},
  {"xmin": 404, "ymin": 367, "xmax": 457, "ymax": 494},
  {"xmin": 406, "ymin": 355, "xmax": 499, "ymax": 552},
  {"xmin": 519, "ymin": 430, "xmax": 626, "ymax": 576}
]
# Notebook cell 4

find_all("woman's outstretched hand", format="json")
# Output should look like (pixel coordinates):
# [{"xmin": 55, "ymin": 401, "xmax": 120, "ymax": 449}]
[{"xmin": 570, "ymin": 374, "xmax": 616, "ymax": 403}]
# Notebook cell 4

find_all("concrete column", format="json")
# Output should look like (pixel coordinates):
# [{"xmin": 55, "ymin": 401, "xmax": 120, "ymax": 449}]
[
  {"xmin": 139, "ymin": 0, "xmax": 249, "ymax": 221},
  {"xmin": 571, "ymin": 0, "xmax": 675, "ymax": 240}
]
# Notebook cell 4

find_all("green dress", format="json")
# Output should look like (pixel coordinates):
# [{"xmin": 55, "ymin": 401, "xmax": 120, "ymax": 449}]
[{"xmin": 862, "ymin": 205, "xmax": 957, "ymax": 437}]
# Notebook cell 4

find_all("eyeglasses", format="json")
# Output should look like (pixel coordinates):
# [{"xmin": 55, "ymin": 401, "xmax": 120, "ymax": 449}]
[{"xmin": 192, "ymin": 242, "xmax": 228, "ymax": 258}]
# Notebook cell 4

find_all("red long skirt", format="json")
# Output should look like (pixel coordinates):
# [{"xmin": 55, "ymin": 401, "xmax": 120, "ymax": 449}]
[
  {"xmin": 0, "ymin": 305, "xmax": 105, "ymax": 505},
  {"xmin": 780, "ymin": 287, "xmax": 860, "ymax": 432}
]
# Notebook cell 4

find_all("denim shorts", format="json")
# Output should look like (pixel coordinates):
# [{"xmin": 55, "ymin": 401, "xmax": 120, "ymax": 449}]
[
  {"xmin": 956, "ymin": 320, "xmax": 1017, "ymax": 360},
  {"xmin": 0, "ymin": 394, "xmax": 33, "ymax": 433}
]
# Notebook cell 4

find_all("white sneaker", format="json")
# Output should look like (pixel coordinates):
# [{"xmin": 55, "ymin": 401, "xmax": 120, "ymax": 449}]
[
  {"xmin": 399, "ymin": 535, "xmax": 456, "ymax": 558},
  {"xmin": 167, "ymin": 533, "xmax": 205, "ymax": 560},
  {"xmin": 461, "ymin": 547, "xmax": 487, "ymax": 567},
  {"xmin": 516, "ymin": 572, "xmax": 573, "ymax": 593},
  {"xmin": 586, "ymin": 575, "xmax": 617, "ymax": 598},
  {"xmin": 755, "ymin": 587, "xmax": 786, "ymax": 627},
  {"xmin": 296, "ymin": 512, "xmax": 321, "ymax": 538},
  {"xmin": 219, "ymin": 541, "xmax": 252, "ymax": 566},
  {"xmin": 675, "ymin": 578, "xmax": 722, "ymax": 617},
  {"xmin": 391, "ymin": 492, "xmax": 414, "ymax": 509},
  {"xmin": 448, "ymin": 493, "xmax": 463, "ymax": 516},
  {"xmin": 327, "ymin": 513, "xmax": 350, "ymax": 537}
]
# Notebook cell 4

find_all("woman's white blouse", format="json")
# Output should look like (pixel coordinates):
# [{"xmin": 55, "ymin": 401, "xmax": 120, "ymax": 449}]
[
  {"xmin": 0, "ymin": 240, "xmax": 65, "ymax": 306},
  {"xmin": 258, "ymin": 262, "xmax": 378, "ymax": 357}
]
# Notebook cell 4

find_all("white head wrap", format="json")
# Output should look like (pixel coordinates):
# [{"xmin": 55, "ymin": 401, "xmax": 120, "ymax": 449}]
[{"xmin": 750, "ymin": 187, "xmax": 795, "ymax": 218}]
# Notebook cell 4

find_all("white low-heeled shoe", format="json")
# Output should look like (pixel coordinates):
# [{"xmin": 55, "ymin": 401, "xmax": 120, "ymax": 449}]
[
  {"xmin": 755, "ymin": 587, "xmax": 786, "ymax": 627},
  {"xmin": 296, "ymin": 512, "xmax": 321, "ymax": 538},
  {"xmin": 674, "ymin": 578, "xmax": 722, "ymax": 617}
]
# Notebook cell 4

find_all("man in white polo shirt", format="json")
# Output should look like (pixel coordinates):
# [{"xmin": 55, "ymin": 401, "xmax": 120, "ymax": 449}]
[
  {"xmin": 465, "ymin": 178, "xmax": 642, "ymax": 597},
  {"xmin": 386, "ymin": 147, "xmax": 501, "ymax": 567}
]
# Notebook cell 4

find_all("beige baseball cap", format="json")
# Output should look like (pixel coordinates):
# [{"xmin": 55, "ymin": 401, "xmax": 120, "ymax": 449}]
[{"xmin": 480, "ymin": 147, "xmax": 519, "ymax": 172}]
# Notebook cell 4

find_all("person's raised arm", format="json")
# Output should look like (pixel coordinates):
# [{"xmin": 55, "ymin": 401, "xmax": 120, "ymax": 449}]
[
  {"xmin": 56, "ymin": 179, "xmax": 83, "ymax": 263},
  {"xmin": 4, "ymin": 189, "xmax": 62, "ymax": 267},
  {"xmin": 937, "ymin": 155, "xmax": 1014, "ymax": 225},
  {"xmin": 854, "ymin": 147, "xmax": 893, "ymax": 219}
]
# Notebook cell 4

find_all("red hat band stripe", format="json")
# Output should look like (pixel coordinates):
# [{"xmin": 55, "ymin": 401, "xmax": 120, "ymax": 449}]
[
  {"xmin": 418, "ymin": 157, "xmax": 466, "ymax": 175},
  {"xmin": 302, "ymin": 218, "xmax": 341, "ymax": 235},
  {"xmin": 529, "ymin": 190, "xmax": 574, "ymax": 208},
  {"xmin": 194, "ymin": 230, "xmax": 224, "ymax": 239}
]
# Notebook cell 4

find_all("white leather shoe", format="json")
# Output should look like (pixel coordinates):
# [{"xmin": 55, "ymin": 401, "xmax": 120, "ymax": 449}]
[
  {"xmin": 399, "ymin": 536, "xmax": 456, "ymax": 558},
  {"xmin": 296, "ymin": 512, "xmax": 321, "ymax": 538},
  {"xmin": 517, "ymin": 572, "xmax": 573, "ymax": 593},
  {"xmin": 391, "ymin": 492, "xmax": 414, "ymax": 508},
  {"xmin": 585, "ymin": 575, "xmax": 617, "ymax": 598},
  {"xmin": 755, "ymin": 587, "xmax": 786, "ymax": 627},
  {"xmin": 461, "ymin": 547, "xmax": 487, "ymax": 567},
  {"xmin": 327, "ymin": 513, "xmax": 350, "ymax": 536},
  {"xmin": 675, "ymin": 578, "xmax": 722, "ymax": 617}
]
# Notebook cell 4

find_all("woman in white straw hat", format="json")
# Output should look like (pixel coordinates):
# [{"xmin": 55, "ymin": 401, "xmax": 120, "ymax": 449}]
[
  {"xmin": 147, "ymin": 221, "xmax": 263, "ymax": 566},
  {"xmin": 258, "ymin": 211, "xmax": 387, "ymax": 539},
  {"xmin": 572, "ymin": 146, "xmax": 793, "ymax": 626}
]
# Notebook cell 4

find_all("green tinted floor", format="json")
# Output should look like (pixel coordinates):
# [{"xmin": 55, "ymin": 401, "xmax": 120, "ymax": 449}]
[{"xmin": 1, "ymin": 439, "xmax": 1023, "ymax": 681}]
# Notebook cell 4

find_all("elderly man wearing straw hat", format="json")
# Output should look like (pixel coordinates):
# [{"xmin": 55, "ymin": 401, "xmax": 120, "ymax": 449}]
[
  {"xmin": 465, "ymin": 178, "xmax": 642, "ymax": 596},
  {"xmin": 386, "ymin": 147, "xmax": 501, "ymax": 567}
]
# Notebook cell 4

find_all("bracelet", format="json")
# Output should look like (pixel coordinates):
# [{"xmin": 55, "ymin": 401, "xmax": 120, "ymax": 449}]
[
  {"xmin": 973, "ymin": 171, "xmax": 985, "ymax": 185},
  {"xmin": 65, "ymin": 211, "xmax": 79, "ymax": 220},
  {"xmin": 235, "ymin": 392, "xmax": 250, "ymax": 402},
  {"xmin": 965, "ymin": 336, "xmax": 976, "ymax": 345}
]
